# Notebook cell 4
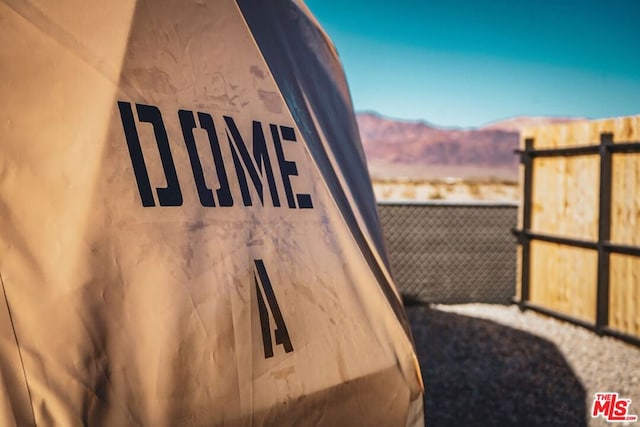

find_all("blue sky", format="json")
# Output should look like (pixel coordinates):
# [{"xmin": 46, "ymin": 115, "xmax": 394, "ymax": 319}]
[{"xmin": 305, "ymin": 0, "xmax": 640, "ymax": 128}]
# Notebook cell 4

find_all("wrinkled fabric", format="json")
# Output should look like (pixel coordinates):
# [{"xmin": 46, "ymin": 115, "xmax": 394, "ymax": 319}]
[{"xmin": 0, "ymin": 0, "xmax": 424, "ymax": 425}]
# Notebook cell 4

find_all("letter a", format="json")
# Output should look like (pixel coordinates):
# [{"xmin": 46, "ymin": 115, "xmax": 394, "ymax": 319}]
[{"xmin": 254, "ymin": 259, "xmax": 293, "ymax": 358}]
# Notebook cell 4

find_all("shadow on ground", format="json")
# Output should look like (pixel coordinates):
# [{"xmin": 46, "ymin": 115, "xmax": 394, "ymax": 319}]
[{"xmin": 406, "ymin": 304, "xmax": 586, "ymax": 427}]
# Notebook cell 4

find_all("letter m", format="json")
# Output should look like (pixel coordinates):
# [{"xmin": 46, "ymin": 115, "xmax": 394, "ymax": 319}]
[
  {"xmin": 225, "ymin": 117, "xmax": 280, "ymax": 207},
  {"xmin": 592, "ymin": 398, "xmax": 612, "ymax": 418}
]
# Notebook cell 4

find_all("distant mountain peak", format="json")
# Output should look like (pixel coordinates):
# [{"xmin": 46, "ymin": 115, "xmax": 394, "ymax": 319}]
[
  {"xmin": 480, "ymin": 116, "xmax": 586, "ymax": 132},
  {"xmin": 356, "ymin": 111, "xmax": 439, "ymax": 129}
]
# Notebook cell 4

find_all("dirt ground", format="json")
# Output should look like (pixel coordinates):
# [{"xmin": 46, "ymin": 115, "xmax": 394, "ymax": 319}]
[{"xmin": 372, "ymin": 178, "xmax": 519, "ymax": 202}]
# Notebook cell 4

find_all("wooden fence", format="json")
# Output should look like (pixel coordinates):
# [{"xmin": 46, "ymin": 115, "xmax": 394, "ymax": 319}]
[{"xmin": 514, "ymin": 116, "xmax": 640, "ymax": 346}]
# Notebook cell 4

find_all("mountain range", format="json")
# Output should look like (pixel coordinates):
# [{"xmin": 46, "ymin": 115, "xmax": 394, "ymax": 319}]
[{"xmin": 356, "ymin": 112, "xmax": 584, "ymax": 180}]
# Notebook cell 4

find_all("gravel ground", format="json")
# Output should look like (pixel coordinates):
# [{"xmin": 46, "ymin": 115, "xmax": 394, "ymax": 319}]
[{"xmin": 406, "ymin": 303, "xmax": 640, "ymax": 427}]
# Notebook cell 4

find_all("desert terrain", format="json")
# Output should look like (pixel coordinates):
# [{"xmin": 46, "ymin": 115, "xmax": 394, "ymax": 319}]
[
  {"xmin": 357, "ymin": 113, "xmax": 583, "ymax": 202},
  {"xmin": 372, "ymin": 177, "xmax": 518, "ymax": 203}
]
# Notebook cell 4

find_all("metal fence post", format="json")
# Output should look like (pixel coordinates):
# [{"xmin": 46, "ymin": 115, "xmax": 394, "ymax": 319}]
[
  {"xmin": 519, "ymin": 138, "xmax": 534, "ymax": 309},
  {"xmin": 596, "ymin": 132, "xmax": 613, "ymax": 331}
]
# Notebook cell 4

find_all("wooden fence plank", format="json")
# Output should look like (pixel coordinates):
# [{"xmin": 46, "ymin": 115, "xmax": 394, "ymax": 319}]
[
  {"xmin": 611, "ymin": 152, "xmax": 640, "ymax": 246},
  {"xmin": 609, "ymin": 254, "xmax": 640, "ymax": 337},
  {"xmin": 529, "ymin": 240, "xmax": 597, "ymax": 323},
  {"xmin": 530, "ymin": 156, "xmax": 599, "ymax": 241}
]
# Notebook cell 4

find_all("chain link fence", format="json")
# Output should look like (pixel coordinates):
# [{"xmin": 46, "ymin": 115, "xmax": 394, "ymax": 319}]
[{"xmin": 377, "ymin": 201, "xmax": 518, "ymax": 304}]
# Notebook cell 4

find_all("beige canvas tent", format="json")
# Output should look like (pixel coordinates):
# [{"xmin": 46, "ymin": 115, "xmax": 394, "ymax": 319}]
[{"xmin": 0, "ymin": 0, "xmax": 424, "ymax": 425}]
